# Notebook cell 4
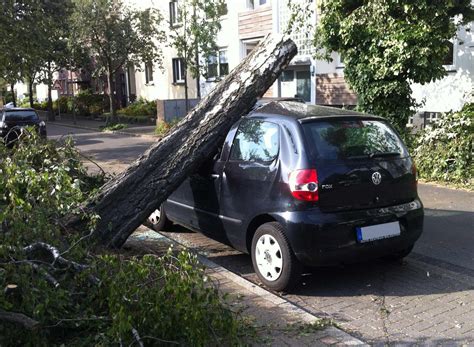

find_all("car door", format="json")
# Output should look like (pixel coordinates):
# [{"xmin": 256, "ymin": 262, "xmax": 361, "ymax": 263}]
[
  {"xmin": 165, "ymin": 150, "xmax": 227, "ymax": 240},
  {"xmin": 219, "ymin": 118, "xmax": 281, "ymax": 251}
]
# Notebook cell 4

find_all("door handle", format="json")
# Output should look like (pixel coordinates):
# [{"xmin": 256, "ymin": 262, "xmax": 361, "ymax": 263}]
[{"xmin": 210, "ymin": 174, "xmax": 219, "ymax": 179}]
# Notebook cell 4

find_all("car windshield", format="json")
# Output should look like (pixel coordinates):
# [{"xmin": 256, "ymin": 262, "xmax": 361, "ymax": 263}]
[
  {"xmin": 302, "ymin": 119, "xmax": 408, "ymax": 161},
  {"xmin": 4, "ymin": 110, "xmax": 39, "ymax": 121}
]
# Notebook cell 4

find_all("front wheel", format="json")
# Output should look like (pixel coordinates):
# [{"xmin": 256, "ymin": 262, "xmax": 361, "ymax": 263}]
[
  {"xmin": 251, "ymin": 222, "xmax": 301, "ymax": 292},
  {"xmin": 146, "ymin": 204, "xmax": 172, "ymax": 231}
]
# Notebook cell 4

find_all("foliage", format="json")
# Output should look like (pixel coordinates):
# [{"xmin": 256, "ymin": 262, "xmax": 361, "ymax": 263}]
[
  {"xmin": 313, "ymin": 0, "xmax": 474, "ymax": 131},
  {"xmin": 70, "ymin": 0, "xmax": 165, "ymax": 118},
  {"xmin": 155, "ymin": 119, "xmax": 181, "ymax": 137},
  {"xmin": 33, "ymin": 101, "xmax": 49, "ymax": 111},
  {"xmin": 117, "ymin": 98, "xmax": 156, "ymax": 117},
  {"xmin": 169, "ymin": 0, "xmax": 227, "ymax": 102},
  {"xmin": 101, "ymin": 123, "xmax": 128, "ymax": 132},
  {"xmin": 412, "ymin": 103, "xmax": 473, "ymax": 187},
  {"xmin": 0, "ymin": 133, "xmax": 247, "ymax": 345},
  {"xmin": 73, "ymin": 90, "xmax": 109, "ymax": 117},
  {"xmin": 0, "ymin": 1, "xmax": 74, "ymax": 111}
]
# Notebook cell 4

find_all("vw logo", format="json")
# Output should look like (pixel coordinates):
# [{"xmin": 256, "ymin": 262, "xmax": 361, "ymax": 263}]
[{"xmin": 372, "ymin": 172, "xmax": 382, "ymax": 185}]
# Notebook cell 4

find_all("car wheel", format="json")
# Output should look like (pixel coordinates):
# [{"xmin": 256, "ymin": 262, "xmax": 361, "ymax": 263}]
[
  {"xmin": 146, "ymin": 204, "xmax": 172, "ymax": 231},
  {"xmin": 251, "ymin": 222, "xmax": 301, "ymax": 292}
]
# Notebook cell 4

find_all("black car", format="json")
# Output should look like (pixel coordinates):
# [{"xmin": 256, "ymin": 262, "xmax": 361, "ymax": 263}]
[
  {"xmin": 0, "ymin": 107, "xmax": 47, "ymax": 145},
  {"xmin": 148, "ymin": 101, "xmax": 424, "ymax": 291}
]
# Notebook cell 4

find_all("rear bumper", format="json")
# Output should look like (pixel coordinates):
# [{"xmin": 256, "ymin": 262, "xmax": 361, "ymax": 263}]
[
  {"xmin": 0, "ymin": 126, "xmax": 46, "ymax": 140},
  {"xmin": 272, "ymin": 199, "xmax": 424, "ymax": 266}
]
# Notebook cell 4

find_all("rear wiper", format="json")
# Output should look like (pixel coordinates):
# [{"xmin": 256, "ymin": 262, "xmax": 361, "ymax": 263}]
[{"xmin": 369, "ymin": 152, "xmax": 400, "ymax": 158}]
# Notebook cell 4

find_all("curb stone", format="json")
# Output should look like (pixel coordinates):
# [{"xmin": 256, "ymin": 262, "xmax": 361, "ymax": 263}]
[
  {"xmin": 131, "ymin": 227, "xmax": 368, "ymax": 346},
  {"xmin": 48, "ymin": 121, "xmax": 158, "ymax": 140}
]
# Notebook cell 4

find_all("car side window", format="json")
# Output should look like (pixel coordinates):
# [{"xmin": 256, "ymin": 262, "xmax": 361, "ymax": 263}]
[{"xmin": 229, "ymin": 119, "xmax": 279, "ymax": 162}]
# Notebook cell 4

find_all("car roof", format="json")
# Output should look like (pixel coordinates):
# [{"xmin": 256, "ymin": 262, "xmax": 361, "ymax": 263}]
[
  {"xmin": 249, "ymin": 101, "xmax": 383, "ymax": 122},
  {"xmin": 255, "ymin": 97, "xmax": 305, "ymax": 106},
  {"xmin": 2, "ymin": 107, "xmax": 36, "ymax": 112}
]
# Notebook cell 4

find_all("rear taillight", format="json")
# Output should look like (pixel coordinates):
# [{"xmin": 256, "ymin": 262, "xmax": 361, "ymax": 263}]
[{"xmin": 289, "ymin": 169, "xmax": 319, "ymax": 201}]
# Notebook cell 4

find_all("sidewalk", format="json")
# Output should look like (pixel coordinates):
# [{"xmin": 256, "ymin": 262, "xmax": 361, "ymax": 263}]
[
  {"xmin": 127, "ymin": 226, "xmax": 367, "ymax": 346},
  {"xmin": 41, "ymin": 112, "xmax": 157, "ymax": 138}
]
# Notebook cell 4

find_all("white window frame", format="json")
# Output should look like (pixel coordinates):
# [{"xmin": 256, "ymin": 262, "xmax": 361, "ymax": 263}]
[
  {"xmin": 443, "ymin": 39, "xmax": 456, "ymax": 72},
  {"xmin": 172, "ymin": 58, "xmax": 185, "ymax": 84},
  {"xmin": 246, "ymin": 0, "xmax": 269, "ymax": 10},
  {"xmin": 241, "ymin": 38, "xmax": 262, "ymax": 59},
  {"xmin": 169, "ymin": 0, "xmax": 181, "ymax": 27},
  {"xmin": 145, "ymin": 62, "xmax": 154, "ymax": 85},
  {"xmin": 336, "ymin": 53, "xmax": 345, "ymax": 69},
  {"xmin": 206, "ymin": 49, "xmax": 229, "ymax": 81}
]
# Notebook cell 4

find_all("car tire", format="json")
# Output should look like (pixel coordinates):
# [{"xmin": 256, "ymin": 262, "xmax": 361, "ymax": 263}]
[
  {"xmin": 251, "ymin": 222, "xmax": 301, "ymax": 292},
  {"xmin": 146, "ymin": 204, "xmax": 172, "ymax": 232}
]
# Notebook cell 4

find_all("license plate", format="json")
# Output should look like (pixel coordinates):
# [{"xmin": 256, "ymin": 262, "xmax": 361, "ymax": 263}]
[{"xmin": 356, "ymin": 221, "xmax": 400, "ymax": 243}]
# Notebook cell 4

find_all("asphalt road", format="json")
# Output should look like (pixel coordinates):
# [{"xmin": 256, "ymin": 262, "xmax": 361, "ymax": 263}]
[
  {"xmin": 48, "ymin": 123, "xmax": 474, "ymax": 345},
  {"xmin": 48, "ymin": 123, "xmax": 156, "ymax": 174}
]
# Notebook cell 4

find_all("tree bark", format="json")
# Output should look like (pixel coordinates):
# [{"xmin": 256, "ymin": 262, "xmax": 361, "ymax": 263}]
[
  {"xmin": 0, "ymin": 309, "xmax": 40, "ymax": 330},
  {"xmin": 28, "ymin": 78, "xmax": 34, "ymax": 108},
  {"xmin": 195, "ymin": 43, "xmax": 201, "ymax": 100},
  {"xmin": 72, "ymin": 35, "xmax": 297, "ymax": 248},
  {"xmin": 106, "ymin": 63, "xmax": 116, "ymax": 125},
  {"xmin": 10, "ymin": 83, "xmax": 16, "ymax": 107},
  {"xmin": 184, "ymin": 56, "xmax": 189, "ymax": 112},
  {"xmin": 47, "ymin": 62, "xmax": 55, "ymax": 121}
]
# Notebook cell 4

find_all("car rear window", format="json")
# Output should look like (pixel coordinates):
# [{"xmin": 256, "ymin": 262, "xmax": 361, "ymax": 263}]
[
  {"xmin": 5, "ymin": 111, "xmax": 39, "ymax": 121},
  {"xmin": 302, "ymin": 119, "xmax": 408, "ymax": 161}
]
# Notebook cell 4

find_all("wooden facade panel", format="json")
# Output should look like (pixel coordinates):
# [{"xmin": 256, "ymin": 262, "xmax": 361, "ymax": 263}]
[
  {"xmin": 238, "ymin": 6, "xmax": 272, "ymax": 39},
  {"xmin": 316, "ymin": 73, "xmax": 357, "ymax": 106}
]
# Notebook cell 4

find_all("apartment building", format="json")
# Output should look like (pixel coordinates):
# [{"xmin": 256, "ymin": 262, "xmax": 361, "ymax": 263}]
[
  {"xmin": 409, "ymin": 21, "xmax": 474, "ymax": 129},
  {"xmin": 124, "ymin": 0, "xmax": 357, "ymax": 121}
]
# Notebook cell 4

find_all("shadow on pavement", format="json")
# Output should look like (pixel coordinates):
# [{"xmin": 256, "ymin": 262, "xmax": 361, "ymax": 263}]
[{"xmin": 162, "ymin": 209, "xmax": 474, "ymax": 299}]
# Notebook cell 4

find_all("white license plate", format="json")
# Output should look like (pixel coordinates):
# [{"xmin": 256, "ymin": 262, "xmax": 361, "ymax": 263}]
[{"xmin": 356, "ymin": 222, "xmax": 401, "ymax": 243}]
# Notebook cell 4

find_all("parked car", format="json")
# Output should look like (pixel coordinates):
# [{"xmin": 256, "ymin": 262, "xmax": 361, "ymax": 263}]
[
  {"xmin": 147, "ymin": 101, "xmax": 424, "ymax": 291},
  {"xmin": 0, "ymin": 108, "xmax": 46, "ymax": 145}
]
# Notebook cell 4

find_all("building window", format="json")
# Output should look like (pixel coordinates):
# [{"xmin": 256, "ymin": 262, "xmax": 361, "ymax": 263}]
[
  {"xmin": 281, "ymin": 70, "xmax": 294, "ymax": 82},
  {"xmin": 242, "ymin": 39, "xmax": 261, "ymax": 57},
  {"xmin": 145, "ymin": 62, "xmax": 153, "ymax": 84},
  {"xmin": 169, "ymin": 0, "xmax": 181, "ymax": 26},
  {"xmin": 443, "ymin": 41, "xmax": 454, "ymax": 66},
  {"xmin": 207, "ymin": 49, "xmax": 229, "ymax": 79},
  {"xmin": 172, "ymin": 58, "xmax": 185, "ymax": 84},
  {"xmin": 247, "ymin": 0, "xmax": 267, "ymax": 9}
]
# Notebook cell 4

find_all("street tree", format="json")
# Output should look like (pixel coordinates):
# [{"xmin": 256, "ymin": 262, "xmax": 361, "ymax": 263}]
[
  {"xmin": 0, "ymin": 1, "xmax": 24, "ymax": 106},
  {"xmin": 0, "ymin": 1, "xmax": 73, "ymax": 115},
  {"xmin": 312, "ymin": 0, "xmax": 474, "ymax": 131},
  {"xmin": 35, "ymin": 0, "xmax": 74, "ymax": 120},
  {"xmin": 169, "ymin": 0, "xmax": 227, "ymax": 111},
  {"xmin": 70, "ymin": 0, "xmax": 166, "ymax": 123}
]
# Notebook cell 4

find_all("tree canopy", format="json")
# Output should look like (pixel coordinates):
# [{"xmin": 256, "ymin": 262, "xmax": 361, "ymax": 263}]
[
  {"xmin": 169, "ymin": 0, "xmax": 227, "ymax": 107},
  {"xmin": 314, "ymin": 0, "xmax": 474, "ymax": 130},
  {"xmin": 70, "ymin": 0, "xmax": 165, "ymax": 119}
]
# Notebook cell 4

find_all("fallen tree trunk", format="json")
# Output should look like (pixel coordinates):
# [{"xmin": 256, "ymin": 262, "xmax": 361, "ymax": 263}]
[{"xmin": 75, "ymin": 34, "xmax": 297, "ymax": 248}]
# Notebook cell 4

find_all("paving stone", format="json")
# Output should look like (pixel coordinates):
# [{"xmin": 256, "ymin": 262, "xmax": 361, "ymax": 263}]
[{"xmin": 157, "ymin": 225, "xmax": 474, "ymax": 345}]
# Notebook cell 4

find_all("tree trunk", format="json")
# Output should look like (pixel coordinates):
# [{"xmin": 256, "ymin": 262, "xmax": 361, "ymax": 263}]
[
  {"xmin": 71, "ymin": 35, "xmax": 297, "ymax": 248},
  {"xmin": 195, "ymin": 44, "xmax": 201, "ymax": 100},
  {"xmin": 28, "ymin": 78, "xmax": 34, "ymax": 108},
  {"xmin": 47, "ymin": 83, "xmax": 54, "ymax": 121},
  {"xmin": 106, "ymin": 66, "xmax": 116, "ymax": 125},
  {"xmin": 194, "ymin": 4, "xmax": 201, "ymax": 101},
  {"xmin": 47, "ymin": 62, "xmax": 55, "ymax": 121},
  {"xmin": 10, "ymin": 83, "xmax": 16, "ymax": 107},
  {"xmin": 184, "ymin": 55, "xmax": 189, "ymax": 112}
]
